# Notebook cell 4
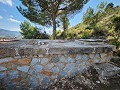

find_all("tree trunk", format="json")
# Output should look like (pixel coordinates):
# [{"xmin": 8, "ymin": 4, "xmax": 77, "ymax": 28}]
[{"xmin": 52, "ymin": 13, "xmax": 56, "ymax": 40}]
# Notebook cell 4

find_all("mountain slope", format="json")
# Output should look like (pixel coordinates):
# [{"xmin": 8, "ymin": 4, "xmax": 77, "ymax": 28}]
[{"xmin": 0, "ymin": 29, "xmax": 21, "ymax": 38}]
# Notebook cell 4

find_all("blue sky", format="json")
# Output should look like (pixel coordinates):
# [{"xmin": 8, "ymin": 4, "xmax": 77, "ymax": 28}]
[{"xmin": 0, "ymin": 0, "xmax": 120, "ymax": 34}]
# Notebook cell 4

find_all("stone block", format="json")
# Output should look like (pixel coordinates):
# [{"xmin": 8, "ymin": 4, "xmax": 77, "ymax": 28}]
[
  {"xmin": 57, "ymin": 63, "xmax": 64, "ymax": 70},
  {"xmin": 0, "ymin": 66, "xmax": 7, "ymax": 71},
  {"xmin": 18, "ymin": 58, "xmax": 31, "ymax": 65},
  {"xmin": 17, "ymin": 66, "xmax": 29, "ymax": 72},
  {"xmin": 76, "ymin": 54, "xmax": 82, "ymax": 60},
  {"xmin": 104, "ymin": 47, "xmax": 113, "ymax": 53},
  {"xmin": 33, "ymin": 65, "xmax": 43, "ymax": 72},
  {"xmin": 31, "ymin": 58, "xmax": 38, "ymax": 65},
  {"xmin": 42, "ymin": 77, "xmax": 50, "ymax": 86},
  {"xmin": 89, "ymin": 54, "xmax": 94, "ymax": 59},
  {"xmin": 0, "ymin": 57, "xmax": 16, "ymax": 64},
  {"xmin": 59, "ymin": 71, "xmax": 67, "ymax": 77},
  {"xmin": 60, "ymin": 56, "xmax": 67, "ymax": 63},
  {"xmin": 41, "ymin": 70, "xmax": 53, "ymax": 76},
  {"xmin": 29, "ymin": 76, "xmax": 39, "ymax": 88},
  {"xmin": 0, "ymin": 72, "xmax": 6, "ymax": 79},
  {"xmin": 95, "ymin": 47, "xmax": 104, "ymax": 53},
  {"xmin": 9, "ymin": 71, "xmax": 18, "ymax": 79},
  {"xmin": 93, "ymin": 63, "xmax": 120, "ymax": 78},
  {"xmin": 82, "ymin": 54, "xmax": 90, "ymax": 61},
  {"xmin": 24, "ymin": 48, "xmax": 33, "ymax": 56},
  {"xmin": 68, "ymin": 57, "xmax": 75, "ymax": 63},
  {"xmin": 50, "ymin": 56, "xmax": 59, "ymax": 63},
  {"xmin": 29, "ymin": 68, "xmax": 37, "ymax": 75},
  {"xmin": 63, "ymin": 63, "xmax": 76, "ymax": 72},
  {"xmin": 52, "ymin": 67, "xmax": 59, "ymax": 74},
  {"xmin": 100, "ymin": 56, "xmax": 111, "ymax": 63},
  {"xmin": 41, "ymin": 58, "xmax": 49, "ymax": 65},
  {"xmin": 44, "ymin": 63, "xmax": 54, "ymax": 70},
  {"xmin": 18, "ymin": 48, "xmax": 24, "ymax": 56}
]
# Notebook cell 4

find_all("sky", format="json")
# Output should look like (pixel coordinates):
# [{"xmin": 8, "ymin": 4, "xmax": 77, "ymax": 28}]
[{"xmin": 0, "ymin": 0, "xmax": 120, "ymax": 34}]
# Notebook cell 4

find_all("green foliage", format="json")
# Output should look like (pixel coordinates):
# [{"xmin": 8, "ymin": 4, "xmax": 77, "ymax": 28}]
[
  {"xmin": 17, "ymin": 0, "xmax": 89, "ymax": 39},
  {"xmin": 20, "ymin": 20, "xmax": 49, "ymax": 39},
  {"xmin": 64, "ymin": 1, "xmax": 120, "ymax": 45},
  {"xmin": 65, "ymin": 23, "xmax": 93, "ymax": 39},
  {"xmin": 82, "ymin": 2, "xmax": 107, "ymax": 38},
  {"xmin": 108, "ymin": 16, "xmax": 120, "ymax": 48}
]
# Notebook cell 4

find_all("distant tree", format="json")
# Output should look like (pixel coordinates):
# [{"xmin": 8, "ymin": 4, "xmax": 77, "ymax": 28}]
[
  {"xmin": 17, "ymin": 0, "xmax": 89, "ymax": 39},
  {"xmin": 20, "ymin": 20, "xmax": 49, "ymax": 39},
  {"xmin": 82, "ymin": 7, "xmax": 94, "ymax": 25}
]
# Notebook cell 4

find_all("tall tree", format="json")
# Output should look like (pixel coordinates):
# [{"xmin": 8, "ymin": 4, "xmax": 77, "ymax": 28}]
[{"xmin": 17, "ymin": 0, "xmax": 89, "ymax": 39}]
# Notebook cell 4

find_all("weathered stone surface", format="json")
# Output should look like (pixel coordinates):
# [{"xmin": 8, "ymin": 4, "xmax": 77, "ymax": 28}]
[
  {"xmin": 82, "ymin": 54, "xmax": 90, "ymax": 61},
  {"xmin": 59, "ymin": 71, "xmax": 67, "ymax": 77},
  {"xmin": 29, "ymin": 76, "xmax": 39, "ymax": 88},
  {"xmin": 78, "ymin": 65, "xmax": 88, "ymax": 72},
  {"xmin": 93, "ymin": 63, "xmax": 120, "ymax": 78},
  {"xmin": 0, "ymin": 58, "xmax": 16, "ymax": 64},
  {"xmin": 41, "ymin": 58, "xmax": 49, "ymax": 65},
  {"xmin": 44, "ymin": 63, "xmax": 54, "ymax": 70},
  {"xmin": 68, "ymin": 57, "xmax": 75, "ymax": 63},
  {"xmin": 76, "ymin": 54, "xmax": 82, "ymax": 60},
  {"xmin": 52, "ymin": 67, "xmax": 59, "ymax": 74},
  {"xmin": 100, "ymin": 55, "xmax": 111, "ymax": 63},
  {"xmin": 31, "ymin": 58, "xmax": 38, "ymax": 65},
  {"xmin": 41, "ymin": 70, "xmax": 53, "ymax": 76},
  {"xmin": 42, "ymin": 77, "xmax": 50, "ymax": 86},
  {"xmin": 64, "ymin": 63, "xmax": 76, "ymax": 72},
  {"xmin": 0, "ymin": 40, "xmax": 115, "ymax": 89},
  {"xmin": 9, "ymin": 71, "xmax": 18, "ymax": 79},
  {"xmin": 17, "ymin": 66, "xmax": 29, "ymax": 72},
  {"xmin": 0, "ymin": 72, "xmax": 6, "ymax": 79},
  {"xmin": 24, "ymin": 48, "xmax": 33, "ymax": 56},
  {"xmin": 95, "ymin": 47, "xmax": 104, "ymax": 53},
  {"xmin": 50, "ymin": 56, "xmax": 59, "ymax": 63},
  {"xmin": 60, "ymin": 56, "xmax": 67, "ymax": 63},
  {"xmin": 18, "ymin": 48, "xmax": 24, "ymax": 56},
  {"xmin": 18, "ymin": 58, "xmax": 31, "ymax": 65},
  {"xmin": 89, "ymin": 54, "xmax": 94, "ymax": 59},
  {"xmin": 57, "ymin": 63, "xmax": 64, "ymax": 70},
  {"xmin": 29, "ymin": 68, "xmax": 37, "ymax": 75},
  {"xmin": 0, "ymin": 66, "xmax": 7, "ymax": 71},
  {"xmin": 92, "ymin": 54, "xmax": 101, "ymax": 63},
  {"xmin": 33, "ymin": 65, "xmax": 43, "ymax": 72},
  {"xmin": 104, "ymin": 47, "xmax": 113, "ymax": 53}
]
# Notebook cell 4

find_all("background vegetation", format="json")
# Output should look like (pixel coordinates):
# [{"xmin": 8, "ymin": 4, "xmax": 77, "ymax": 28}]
[
  {"xmin": 55, "ymin": 2, "xmax": 120, "ymax": 48},
  {"xmin": 19, "ymin": 2, "xmax": 120, "ymax": 48}
]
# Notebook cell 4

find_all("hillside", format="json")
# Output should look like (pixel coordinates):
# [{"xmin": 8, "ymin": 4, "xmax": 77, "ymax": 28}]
[
  {"xmin": 0, "ymin": 29, "xmax": 21, "ymax": 38},
  {"xmin": 65, "ymin": 3, "xmax": 120, "ymax": 39}
]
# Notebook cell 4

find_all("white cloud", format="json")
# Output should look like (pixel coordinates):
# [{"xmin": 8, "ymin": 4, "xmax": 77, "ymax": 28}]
[
  {"xmin": 0, "ymin": 0, "xmax": 12, "ymax": 6},
  {"xmin": 0, "ymin": 16, "xmax": 3, "ymax": 19},
  {"xmin": 8, "ymin": 18, "xmax": 21, "ymax": 24}
]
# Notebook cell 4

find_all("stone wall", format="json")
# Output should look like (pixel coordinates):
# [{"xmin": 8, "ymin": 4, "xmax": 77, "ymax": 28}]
[{"xmin": 0, "ymin": 39, "xmax": 115, "ymax": 89}]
